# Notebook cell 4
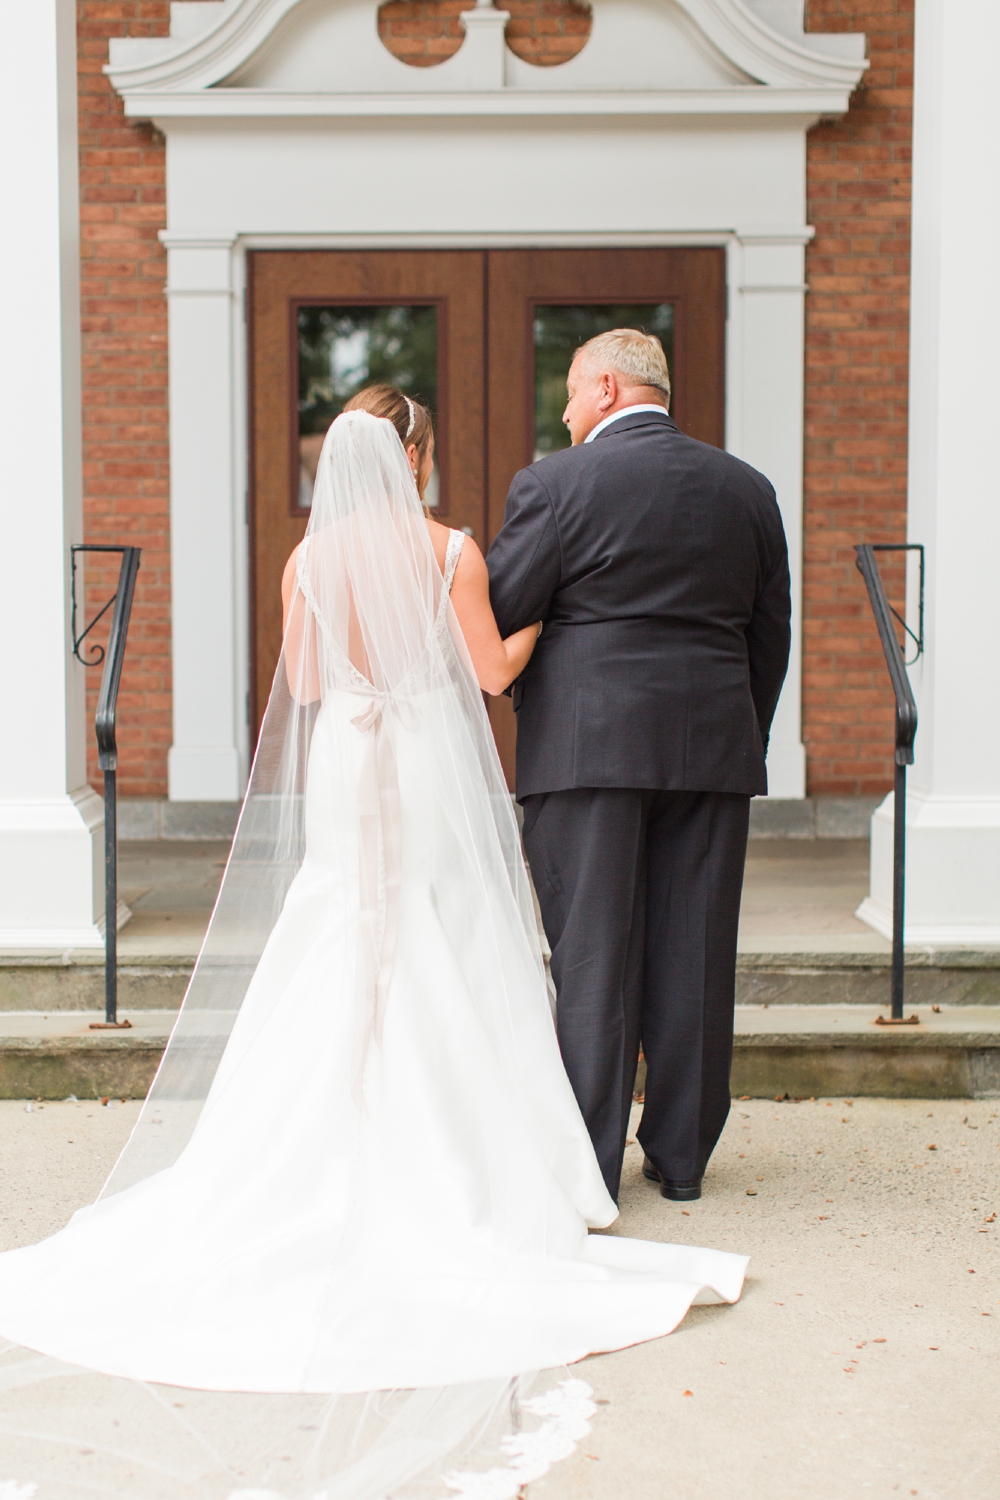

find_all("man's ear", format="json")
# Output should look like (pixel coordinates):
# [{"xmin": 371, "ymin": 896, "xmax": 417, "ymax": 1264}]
[{"xmin": 598, "ymin": 372, "xmax": 617, "ymax": 412}]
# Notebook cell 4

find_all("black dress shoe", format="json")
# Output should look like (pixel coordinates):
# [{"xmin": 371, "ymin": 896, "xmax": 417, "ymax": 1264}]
[{"xmin": 642, "ymin": 1157, "xmax": 703, "ymax": 1201}]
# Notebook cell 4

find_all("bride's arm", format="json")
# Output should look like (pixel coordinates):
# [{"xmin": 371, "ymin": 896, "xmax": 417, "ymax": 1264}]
[
  {"xmin": 448, "ymin": 539, "xmax": 541, "ymax": 696},
  {"xmin": 281, "ymin": 547, "xmax": 322, "ymax": 703}
]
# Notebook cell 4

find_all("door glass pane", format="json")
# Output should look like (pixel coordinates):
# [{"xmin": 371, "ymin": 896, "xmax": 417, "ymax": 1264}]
[
  {"xmin": 533, "ymin": 304, "xmax": 675, "ymax": 460},
  {"xmin": 297, "ymin": 305, "xmax": 439, "ymax": 510}
]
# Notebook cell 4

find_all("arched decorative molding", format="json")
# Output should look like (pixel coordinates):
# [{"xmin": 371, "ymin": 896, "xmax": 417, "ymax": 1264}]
[{"xmin": 106, "ymin": 0, "xmax": 866, "ymax": 109}]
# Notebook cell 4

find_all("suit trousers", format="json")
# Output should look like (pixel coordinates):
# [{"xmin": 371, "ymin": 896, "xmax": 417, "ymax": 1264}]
[{"xmin": 521, "ymin": 788, "xmax": 751, "ymax": 1200}]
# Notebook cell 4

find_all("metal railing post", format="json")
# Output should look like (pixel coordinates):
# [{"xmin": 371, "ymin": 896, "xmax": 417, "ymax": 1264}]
[
  {"xmin": 854, "ymin": 543, "xmax": 923, "ymax": 1024},
  {"xmin": 71, "ymin": 544, "xmax": 141, "ymax": 1029}
]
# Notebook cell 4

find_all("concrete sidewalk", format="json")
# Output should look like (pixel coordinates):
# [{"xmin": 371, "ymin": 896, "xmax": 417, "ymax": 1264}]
[{"xmin": 1, "ymin": 1096, "xmax": 996, "ymax": 1499}]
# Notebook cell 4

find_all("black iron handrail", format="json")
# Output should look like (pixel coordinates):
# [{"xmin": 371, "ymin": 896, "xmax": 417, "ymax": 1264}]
[
  {"xmin": 854, "ymin": 543, "xmax": 923, "ymax": 1023},
  {"xmin": 70, "ymin": 545, "xmax": 141, "ymax": 1029}
]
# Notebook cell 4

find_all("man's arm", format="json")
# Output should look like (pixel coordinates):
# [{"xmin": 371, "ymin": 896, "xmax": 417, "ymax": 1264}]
[
  {"xmin": 486, "ymin": 466, "xmax": 562, "ymax": 639},
  {"xmin": 745, "ymin": 496, "xmax": 792, "ymax": 751}
]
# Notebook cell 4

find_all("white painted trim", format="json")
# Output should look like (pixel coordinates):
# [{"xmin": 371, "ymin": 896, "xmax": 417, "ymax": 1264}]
[
  {"xmin": 0, "ymin": 788, "xmax": 107, "ymax": 951},
  {"xmin": 194, "ymin": 230, "xmax": 740, "ymax": 251},
  {"xmin": 165, "ymin": 232, "xmax": 246, "ymax": 803},
  {"xmin": 855, "ymin": 899, "xmax": 1000, "ymax": 952},
  {"xmin": 105, "ymin": 0, "xmax": 866, "ymax": 94},
  {"xmin": 128, "ymin": 89, "xmax": 851, "ymax": 122}
]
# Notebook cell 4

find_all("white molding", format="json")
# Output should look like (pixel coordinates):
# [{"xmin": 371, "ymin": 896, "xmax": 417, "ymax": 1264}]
[
  {"xmin": 855, "ymin": 899, "xmax": 1000, "ymax": 952},
  {"xmin": 0, "ymin": 788, "xmax": 107, "ymax": 951},
  {"xmin": 164, "ymin": 235, "xmax": 245, "ymax": 803},
  {"xmin": 234, "ymin": 230, "xmax": 740, "ymax": 250},
  {"xmin": 127, "ymin": 88, "xmax": 853, "ymax": 122},
  {"xmin": 104, "ymin": 0, "xmax": 866, "ymax": 96}
]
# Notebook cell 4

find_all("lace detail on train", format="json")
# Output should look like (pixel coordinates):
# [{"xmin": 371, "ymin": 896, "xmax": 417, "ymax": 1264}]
[{"xmin": 443, "ymin": 1378, "xmax": 596, "ymax": 1500}]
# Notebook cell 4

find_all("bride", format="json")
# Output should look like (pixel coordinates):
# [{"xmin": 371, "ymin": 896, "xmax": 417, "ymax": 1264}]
[{"xmin": 0, "ymin": 387, "xmax": 746, "ymax": 1494}]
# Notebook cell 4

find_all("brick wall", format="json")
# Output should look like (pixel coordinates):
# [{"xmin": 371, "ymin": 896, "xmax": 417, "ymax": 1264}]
[
  {"xmin": 77, "ymin": 2, "xmax": 173, "ymax": 798},
  {"xmin": 802, "ymin": 0, "xmax": 914, "ymax": 796},
  {"xmin": 377, "ymin": 0, "xmax": 591, "ymax": 67}
]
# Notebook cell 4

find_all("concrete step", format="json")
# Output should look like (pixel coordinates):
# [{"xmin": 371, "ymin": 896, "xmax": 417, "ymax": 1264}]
[
  {"xmin": 2, "ymin": 1006, "xmax": 998, "ymax": 1102},
  {"xmin": 0, "ymin": 954, "xmax": 193, "ymax": 1012},
  {"xmin": 5, "ymin": 947, "xmax": 1000, "ymax": 1012},
  {"xmin": 0, "ymin": 1011, "xmax": 174, "ymax": 1099},
  {"xmin": 728, "ymin": 1004, "xmax": 1000, "ymax": 1100},
  {"xmin": 736, "ymin": 949, "xmax": 1000, "ymax": 1007}
]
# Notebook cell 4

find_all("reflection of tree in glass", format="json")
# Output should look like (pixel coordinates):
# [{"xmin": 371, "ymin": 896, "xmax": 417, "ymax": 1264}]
[
  {"xmin": 533, "ymin": 304, "xmax": 675, "ymax": 459},
  {"xmin": 298, "ymin": 305, "xmax": 438, "ymax": 436}
]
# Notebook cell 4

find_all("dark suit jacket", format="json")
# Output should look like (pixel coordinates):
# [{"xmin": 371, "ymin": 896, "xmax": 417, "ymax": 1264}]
[{"xmin": 486, "ymin": 410, "xmax": 791, "ymax": 800}]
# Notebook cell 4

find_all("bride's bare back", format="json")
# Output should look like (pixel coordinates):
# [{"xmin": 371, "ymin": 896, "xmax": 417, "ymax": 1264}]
[{"xmin": 282, "ymin": 517, "xmax": 539, "ymax": 699}]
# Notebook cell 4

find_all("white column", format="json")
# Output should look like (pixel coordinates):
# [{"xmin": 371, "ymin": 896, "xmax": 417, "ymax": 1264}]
[
  {"xmin": 858, "ymin": 0, "xmax": 1000, "ymax": 945},
  {"xmin": 0, "ymin": 0, "xmax": 106, "ymax": 948},
  {"xmin": 161, "ymin": 231, "xmax": 245, "ymax": 802},
  {"xmin": 728, "ymin": 229, "xmax": 810, "ymax": 799}
]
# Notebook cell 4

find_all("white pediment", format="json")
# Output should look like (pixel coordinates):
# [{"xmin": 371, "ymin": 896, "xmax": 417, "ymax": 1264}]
[
  {"xmin": 224, "ymin": 0, "xmax": 751, "ymax": 92},
  {"xmin": 107, "ymin": 0, "xmax": 866, "ymax": 114}
]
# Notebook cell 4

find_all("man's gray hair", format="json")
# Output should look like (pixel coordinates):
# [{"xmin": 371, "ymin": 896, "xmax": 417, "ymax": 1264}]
[{"xmin": 574, "ymin": 328, "xmax": 671, "ymax": 405}]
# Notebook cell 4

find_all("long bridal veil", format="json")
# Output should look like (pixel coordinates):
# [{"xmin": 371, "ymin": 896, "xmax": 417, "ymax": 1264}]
[
  {"xmin": 0, "ymin": 412, "xmax": 604, "ymax": 1499},
  {"xmin": 103, "ymin": 409, "xmax": 545, "ymax": 1199}
]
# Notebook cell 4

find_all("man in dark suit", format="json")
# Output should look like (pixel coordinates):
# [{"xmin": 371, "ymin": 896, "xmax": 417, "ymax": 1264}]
[{"xmin": 487, "ymin": 329, "xmax": 790, "ymax": 1203}]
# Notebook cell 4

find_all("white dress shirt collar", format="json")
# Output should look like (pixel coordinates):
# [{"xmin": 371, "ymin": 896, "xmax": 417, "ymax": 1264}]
[{"xmin": 583, "ymin": 404, "xmax": 671, "ymax": 444}]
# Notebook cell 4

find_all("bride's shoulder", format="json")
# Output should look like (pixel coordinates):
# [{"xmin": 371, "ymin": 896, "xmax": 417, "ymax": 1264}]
[
  {"xmin": 281, "ymin": 540, "xmax": 304, "ymax": 601},
  {"xmin": 425, "ymin": 515, "xmax": 462, "ymax": 570}
]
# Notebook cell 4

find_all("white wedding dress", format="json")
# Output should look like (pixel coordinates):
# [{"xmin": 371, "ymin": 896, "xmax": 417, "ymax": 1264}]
[{"xmin": 0, "ymin": 413, "xmax": 746, "ymax": 1492}]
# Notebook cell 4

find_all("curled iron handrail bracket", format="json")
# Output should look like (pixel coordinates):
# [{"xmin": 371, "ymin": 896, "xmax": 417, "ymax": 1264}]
[
  {"xmin": 69, "ymin": 545, "xmax": 141, "ymax": 1026},
  {"xmin": 854, "ymin": 542, "xmax": 922, "ymax": 1024},
  {"xmin": 70, "ymin": 545, "xmax": 141, "ymax": 766}
]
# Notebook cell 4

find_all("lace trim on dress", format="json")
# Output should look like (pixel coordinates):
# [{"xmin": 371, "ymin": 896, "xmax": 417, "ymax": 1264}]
[
  {"xmin": 442, "ymin": 528, "xmax": 466, "ymax": 598},
  {"xmin": 442, "ymin": 1378, "xmax": 597, "ymax": 1500}
]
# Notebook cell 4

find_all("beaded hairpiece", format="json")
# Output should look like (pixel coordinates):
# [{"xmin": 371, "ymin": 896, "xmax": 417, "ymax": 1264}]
[{"xmin": 404, "ymin": 396, "xmax": 416, "ymax": 440}]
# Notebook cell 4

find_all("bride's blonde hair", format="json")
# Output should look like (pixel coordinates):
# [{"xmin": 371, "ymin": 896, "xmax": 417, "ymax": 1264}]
[{"xmin": 342, "ymin": 385, "xmax": 434, "ymax": 511}]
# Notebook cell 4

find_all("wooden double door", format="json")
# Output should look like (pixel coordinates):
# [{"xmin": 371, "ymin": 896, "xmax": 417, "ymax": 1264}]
[{"xmin": 249, "ymin": 247, "xmax": 726, "ymax": 780}]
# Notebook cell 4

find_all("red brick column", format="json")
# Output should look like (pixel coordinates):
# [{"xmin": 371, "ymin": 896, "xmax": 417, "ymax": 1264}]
[
  {"xmin": 77, "ymin": 2, "xmax": 173, "ymax": 798},
  {"xmin": 803, "ymin": 1, "xmax": 914, "ymax": 797}
]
